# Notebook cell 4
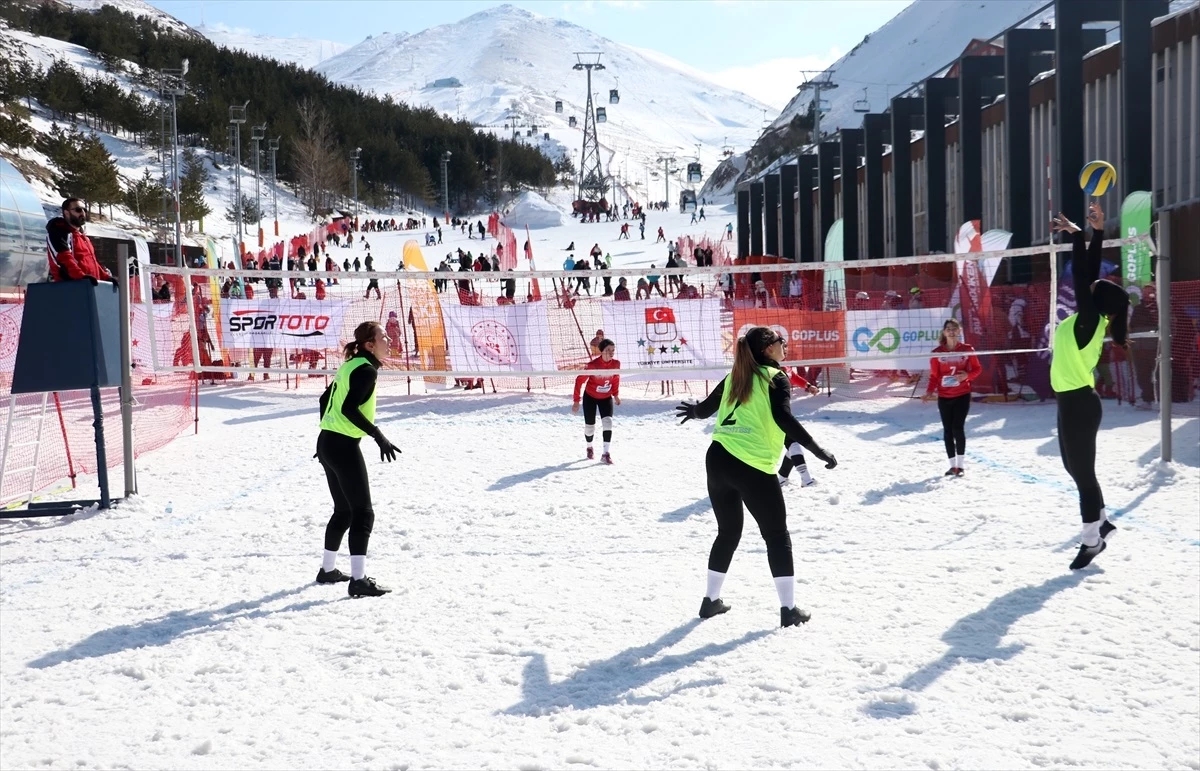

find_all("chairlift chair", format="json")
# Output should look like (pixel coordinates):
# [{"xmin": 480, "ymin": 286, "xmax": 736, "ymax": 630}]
[
  {"xmin": 555, "ymin": 99, "xmax": 563, "ymax": 113},
  {"xmin": 596, "ymin": 107, "xmax": 607, "ymax": 123},
  {"xmin": 853, "ymin": 88, "xmax": 870, "ymax": 113}
]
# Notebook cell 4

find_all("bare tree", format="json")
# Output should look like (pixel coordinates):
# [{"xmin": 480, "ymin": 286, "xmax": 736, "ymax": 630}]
[{"xmin": 293, "ymin": 97, "xmax": 341, "ymax": 220}]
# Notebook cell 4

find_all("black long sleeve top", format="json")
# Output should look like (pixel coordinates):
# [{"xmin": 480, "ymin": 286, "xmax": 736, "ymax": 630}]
[
  {"xmin": 319, "ymin": 353, "xmax": 381, "ymax": 437},
  {"xmin": 1069, "ymin": 229, "xmax": 1105, "ymax": 350}
]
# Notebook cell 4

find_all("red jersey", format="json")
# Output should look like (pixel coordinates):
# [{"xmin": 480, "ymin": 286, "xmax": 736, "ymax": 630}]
[
  {"xmin": 787, "ymin": 368, "xmax": 810, "ymax": 390},
  {"xmin": 574, "ymin": 357, "xmax": 620, "ymax": 402},
  {"xmin": 926, "ymin": 343, "xmax": 982, "ymax": 398}
]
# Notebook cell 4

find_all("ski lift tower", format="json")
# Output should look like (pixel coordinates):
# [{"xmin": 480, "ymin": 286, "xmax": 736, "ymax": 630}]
[
  {"xmin": 797, "ymin": 70, "xmax": 838, "ymax": 143},
  {"xmin": 572, "ymin": 52, "xmax": 607, "ymax": 205}
]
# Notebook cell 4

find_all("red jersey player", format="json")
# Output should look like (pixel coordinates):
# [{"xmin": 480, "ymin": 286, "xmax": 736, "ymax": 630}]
[
  {"xmin": 921, "ymin": 319, "xmax": 983, "ymax": 476},
  {"xmin": 572, "ymin": 339, "xmax": 621, "ymax": 464}
]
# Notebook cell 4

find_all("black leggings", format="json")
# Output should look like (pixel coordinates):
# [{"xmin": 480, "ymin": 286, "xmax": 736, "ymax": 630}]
[
  {"xmin": 1056, "ymin": 387, "xmax": 1105, "ymax": 523},
  {"xmin": 705, "ymin": 442, "xmax": 793, "ymax": 577},
  {"xmin": 582, "ymin": 394, "xmax": 614, "ymax": 442},
  {"xmin": 937, "ymin": 394, "xmax": 971, "ymax": 458},
  {"xmin": 317, "ymin": 430, "xmax": 375, "ymax": 555}
]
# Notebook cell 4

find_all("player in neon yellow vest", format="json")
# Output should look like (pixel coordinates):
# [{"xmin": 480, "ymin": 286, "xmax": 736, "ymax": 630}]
[
  {"xmin": 315, "ymin": 321, "xmax": 400, "ymax": 597},
  {"xmin": 675, "ymin": 326, "xmax": 837, "ymax": 628},
  {"xmin": 1050, "ymin": 202, "xmax": 1130, "ymax": 570}
]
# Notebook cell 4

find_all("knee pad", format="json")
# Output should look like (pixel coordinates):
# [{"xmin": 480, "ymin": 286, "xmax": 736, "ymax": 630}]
[{"xmin": 601, "ymin": 416, "xmax": 613, "ymax": 431}]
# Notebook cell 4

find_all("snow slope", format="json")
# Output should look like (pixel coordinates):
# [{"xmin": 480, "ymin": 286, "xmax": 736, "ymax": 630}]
[
  {"xmin": 1, "ymin": 376, "xmax": 1196, "ymax": 768},
  {"xmin": 313, "ymin": 4, "xmax": 772, "ymax": 206},
  {"xmin": 198, "ymin": 24, "xmax": 349, "ymax": 70}
]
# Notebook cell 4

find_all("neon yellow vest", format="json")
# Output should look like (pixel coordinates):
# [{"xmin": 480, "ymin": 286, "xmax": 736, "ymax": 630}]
[
  {"xmin": 319, "ymin": 357, "xmax": 377, "ymax": 438},
  {"xmin": 1051, "ymin": 314, "xmax": 1107, "ymax": 393},
  {"xmin": 712, "ymin": 366, "xmax": 784, "ymax": 474}
]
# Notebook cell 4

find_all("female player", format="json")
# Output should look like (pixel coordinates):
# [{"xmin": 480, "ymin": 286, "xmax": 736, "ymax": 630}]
[
  {"xmin": 572, "ymin": 338, "xmax": 621, "ymax": 464},
  {"xmin": 1050, "ymin": 202, "xmax": 1129, "ymax": 569},
  {"xmin": 921, "ymin": 319, "xmax": 982, "ymax": 476},
  {"xmin": 676, "ymin": 327, "xmax": 838, "ymax": 627},
  {"xmin": 315, "ymin": 321, "xmax": 401, "ymax": 597}
]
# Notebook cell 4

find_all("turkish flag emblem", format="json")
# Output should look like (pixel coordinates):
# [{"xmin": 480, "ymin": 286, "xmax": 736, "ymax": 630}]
[{"xmin": 645, "ymin": 306, "xmax": 677, "ymax": 343}]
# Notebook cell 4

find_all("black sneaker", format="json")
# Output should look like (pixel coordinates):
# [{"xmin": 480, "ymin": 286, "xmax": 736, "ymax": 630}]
[
  {"xmin": 1069, "ymin": 540, "xmax": 1107, "ymax": 570},
  {"xmin": 944, "ymin": 467, "xmax": 957, "ymax": 476},
  {"xmin": 1099, "ymin": 520, "xmax": 1117, "ymax": 539},
  {"xmin": 348, "ymin": 576, "xmax": 392, "ymax": 597},
  {"xmin": 316, "ymin": 568, "xmax": 351, "ymax": 584},
  {"xmin": 699, "ymin": 597, "xmax": 730, "ymax": 619},
  {"xmin": 781, "ymin": 606, "xmax": 811, "ymax": 627}
]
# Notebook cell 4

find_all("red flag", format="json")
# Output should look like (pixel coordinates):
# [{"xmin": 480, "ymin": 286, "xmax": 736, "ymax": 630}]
[
  {"xmin": 954, "ymin": 220, "xmax": 999, "ymax": 393},
  {"xmin": 645, "ymin": 307, "xmax": 676, "ymax": 324}
]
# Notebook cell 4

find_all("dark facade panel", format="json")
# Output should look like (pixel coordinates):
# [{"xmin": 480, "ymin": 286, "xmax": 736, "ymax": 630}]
[
  {"xmin": 891, "ymin": 97, "xmax": 923, "ymax": 257},
  {"xmin": 923, "ymin": 77, "xmax": 958, "ymax": 253},
  {"xmin": 736, "ymin": 187, "xmax": 750, "ymax": 259},
  {"xmin": 840, "ymin": 129, "xmax": 863, "ymax": 260},
  {"xmin": 764, "ymin": 173, "xmax": 781, "ymax": 256},
  {"xmin": 796, "ymin": 155, "xmax": 818, "ymax": 262},
  {"xmin": 958, "ymin": 56, "xmax": 1005, "ymax": 224},
  {"xmin": 780, "ymin": 163, "xmax": 798, "ymax": 262},
  {"xmin": 817, "ymin": 142, "xmax": 839, "ymax": 259},
  {"xmin": 862, "ymin": 114, "xmax": 888, "ymax": 259},
  {"xmin": 749, "ymin": 182, "xmax": 764, "ymax": 256}
]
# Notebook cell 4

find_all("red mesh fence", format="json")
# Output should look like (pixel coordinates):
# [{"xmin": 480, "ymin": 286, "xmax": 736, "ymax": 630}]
[{"xmin": 1, "ymin": 296, "xmax": 196, "ymax": 508}]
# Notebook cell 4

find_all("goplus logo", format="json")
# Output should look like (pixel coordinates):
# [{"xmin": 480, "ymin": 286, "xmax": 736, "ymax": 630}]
[
  {"xmin": 229, "ymin": 311, "xmax": 331, "ymax": 337},
  {"xmin": 736, "ymin": 324, "xmax": 840, "ymax": 343},
  {"xmin": 852, "ymin": 326, "xmax": 940, "ymax": 353}
]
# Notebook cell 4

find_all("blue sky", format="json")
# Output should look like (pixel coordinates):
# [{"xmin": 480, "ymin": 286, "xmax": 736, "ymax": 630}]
[{"xmin": 149, "ymin": 0, "xmax": 914, "ymax": 108}]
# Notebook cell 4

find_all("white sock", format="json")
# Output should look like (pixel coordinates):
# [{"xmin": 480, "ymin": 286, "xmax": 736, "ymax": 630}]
[
  {"xmin": 706, "ymin": 569, "xmax": 725, "ymax": 600},
  {"xmin": 774, "ymin": 576, "xmax": 796, "ymax": 609},
  {"xmin": 956, "ymin": 454, "xmax": 965, "ymax": 469},
  {"xmin": 1081, "ymin": 521, "xmax": 1102, "ymax": 548},
  {"xmin": 603, "ymin": 441, "xmax": 610, "ymax": 453},
  {"xmin": 798, "ymin": 463, "xmax": 813, "ymax": 485},
  {"xmin": 1100, "ymin": 508, "xmax": 1110, "ymax": 525},
  {"xmin": 350, "ymin": 555, "xmax": 366, "ymax": 580},
  {"xmin": 322, "ymin": 549, "xmax": 337, "ymax": 572}
]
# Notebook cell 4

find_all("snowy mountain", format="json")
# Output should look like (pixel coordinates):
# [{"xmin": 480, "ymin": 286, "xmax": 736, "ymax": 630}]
[
  {"xmin": 198, "ymin": 24, "xmax": 349, "ymax": 70},
  {"xmin": 61, "ymin": 0, "xmax": 201, "ymax": 39},
  {"xmin": 313, "ymin": 4, "xmax": 773, "ymax": 205}
]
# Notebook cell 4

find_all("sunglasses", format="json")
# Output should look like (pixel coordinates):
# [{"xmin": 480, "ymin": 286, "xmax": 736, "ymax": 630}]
[{"xmin": 68, "ymin": 207, "xmax": 85, "ymax": 213}]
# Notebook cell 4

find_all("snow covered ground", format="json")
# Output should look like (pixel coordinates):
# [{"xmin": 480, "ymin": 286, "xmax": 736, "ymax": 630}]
[{"xmin": 2, "ymin": 306, "xmax": 1198, "ymax": 767}]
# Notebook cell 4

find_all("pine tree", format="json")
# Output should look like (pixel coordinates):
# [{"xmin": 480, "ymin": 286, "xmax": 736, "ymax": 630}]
[
  {"xmin": 124, "ymin": 168, "xmax": 166, "ymax": 226},
  {"xmin": 179, "ymin": 148, "xmax": 211, "ymax": 230},
  {"xmin": 224, "ymin": 194, "xmax": 261, "ymax": 227}
]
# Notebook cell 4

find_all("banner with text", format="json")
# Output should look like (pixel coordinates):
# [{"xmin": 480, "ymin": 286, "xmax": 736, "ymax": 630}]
[
  {"xmin": 845, "ymin": 308, "xmax": 952, "ymax": 370},
  {"xmin": 733, "ymin": 308, "xmax": 846, "ymax": 362},
  {"xmin": 602, "ymin": 299, "xmax": 726, "ymax": 379},
  {"xmin": 218, "ymin": 298, "xmax": 350, "ymax": 350},
  {"xmin": 442, "ymin": 301, "xmax": 557, "ymax": 372}
]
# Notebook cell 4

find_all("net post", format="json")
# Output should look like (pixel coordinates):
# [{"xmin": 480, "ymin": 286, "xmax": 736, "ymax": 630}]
[
  {"xmin": 117, "ymin": 243, "xmax": 137, "ymax": 497},
  {"xmin": 1047, "ymin": 237, "xmax": 1059, "ymax": 353},
  {"xmin": 1156, "ymin": 212, "xmax": 1172, "ymax": 463},
  {"xmin": 182, "ymin": 259, "xmax": 202, "ymax": 376}
]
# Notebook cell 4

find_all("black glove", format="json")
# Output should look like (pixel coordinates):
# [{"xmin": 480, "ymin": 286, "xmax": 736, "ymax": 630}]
[
  {"xmin": 675, "ymin": 401, "xmax": 697, "ymax": 425},
  {"xmin": 86, "ymin": 276, "xmax": 99, "ymax": 286},
  {"xmin": 813, "ymin": 447, "xmax": 837, "ymax": 470},
  {"xmin": 106, "ymin": 276, "xmax": 119, "ymax": 286},
  {"xmin": 372, "ymin": 428, "xmax": 400, "ymax": 463}
]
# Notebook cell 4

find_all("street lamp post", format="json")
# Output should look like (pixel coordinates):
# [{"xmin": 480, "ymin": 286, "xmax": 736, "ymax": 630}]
[
  {"xmin": 251, "ymin": 123, "xmax": 266, "ymax": 247},
  {"xmin": 440, "ymin": 150, "xmax": 452, "ymax": 219},
  {"xmin": 351, "ymin": 147, "xmax": 362, "ymax": 225},
  {"xmin": 268, "ymin": 136, "xmax": 280, "ymax": 237},
  {"xmin": 159, "ymin": 59, "xmax": 187, "ymax": 266},
  {"xmin": 228, "ymin": 101, "xmax": 249, "ymax": 259}
]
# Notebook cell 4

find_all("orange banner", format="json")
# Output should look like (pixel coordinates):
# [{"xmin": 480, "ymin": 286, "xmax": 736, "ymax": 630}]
[
  {"xmin": 401, "ymin": 240, "xmax": 448, "ymax": 382},
  {"xmin": 733, "ymin": 308, "xmax": 845, "ymax": 362}
]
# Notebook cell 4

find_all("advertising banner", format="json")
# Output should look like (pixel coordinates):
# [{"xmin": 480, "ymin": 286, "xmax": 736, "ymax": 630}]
[
  {"xmin": 823, "ymin": 218, "xmax": 846, "ymax": 309},
  {"xmin": 401, "ymin": 240, "xmax": 449, "ymax": 377},
  {"xmin": 442, "ymin": 302, "xmax": 557, "ymax": 372},
  {"xmin": 601, "ymin": 299, "xmax": 725, "ymax": 378},
  {"xmin": 218, "ymin": 297, "xmax": 350, "ymax": 350},
  {"xmin": 732, "ymin": 308, "xmax": 845, "ymax": 362},
  {"xmin": 1120, "ymin": 191, "xmax": 1153, "ymax": 293},
  {"xmin": 844, "ymin": 308, "xmax": 950, "ymax": 370}
]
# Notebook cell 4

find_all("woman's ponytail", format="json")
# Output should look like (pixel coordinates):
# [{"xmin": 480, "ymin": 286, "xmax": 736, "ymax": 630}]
[{"xmin": 343, "ymin": 321, "xmax": 380, "ymax": 359}]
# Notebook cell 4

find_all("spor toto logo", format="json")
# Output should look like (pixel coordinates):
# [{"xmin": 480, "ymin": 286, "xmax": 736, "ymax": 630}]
[
  {"xmin": 229, "ymin": 310, "xmax": 331, "ymax": 337},
  {"xmin": 470, "ymin": 320, "xmax": 518, "ymax": 365}
]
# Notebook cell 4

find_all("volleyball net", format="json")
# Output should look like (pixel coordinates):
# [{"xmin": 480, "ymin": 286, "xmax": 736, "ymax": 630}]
[{"xmin": 134, "ymin": 235, "xmax": 1158, "ymax": 395}]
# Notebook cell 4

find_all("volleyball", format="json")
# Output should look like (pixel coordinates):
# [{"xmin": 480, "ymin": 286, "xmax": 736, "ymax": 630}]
[{"xmin": 1079, "ymin": 160, "xmax": 1117, "ymax": 196}]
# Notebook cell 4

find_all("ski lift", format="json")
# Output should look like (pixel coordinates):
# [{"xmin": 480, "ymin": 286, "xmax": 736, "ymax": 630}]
[
  {"xmin": 596, "ymin": 107, "xmax": 607, "ymax": 123},
  {"xmin": 543, "ymin": 132, "xmax": 550, "ymax": 141},
  {"xmin": 609, "ymin": 88, "xmax": 619, "ymax": 104},
  {"xmin": 817, "ymin": 99, "xmax": 832, "ymax": 114},
  {"xmin": 555, "ymin": 99, "xmax": 563, "ymax": 113},
  {"xmin": 569, "ymin": 116, "xmax": 578, "ymax": 128},
  {"xmin": 853, "ymin": 88, "xmax": 870, "ymax": 113},
  {"xmin": 721, "ymin": 136, "xmax": 734, "ymax": 158},
  {"xmin": 686, "ymin": 162, "xmax": 702, "ymax": 183}
]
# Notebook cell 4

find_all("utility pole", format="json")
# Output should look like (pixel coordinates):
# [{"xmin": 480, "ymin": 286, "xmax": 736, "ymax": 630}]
[
  {"xmin": 798, "ymin": 70, "xmax": 838, "ymax": 145},
  {"xmin": 572, "ymin": 52, "xmax": 607, "ymax": 204},
  {"xmin": 251, "ymin": 123, "xmax": 266, "ymax": 247},
  {"xmin": 228, "ymin": 101, "xmax": 249, "ymax": 259},
  {"xmin": 440, "ymin": 150, "xmax": 452, "ymax": 219},
  {"xmin": 351, "ymin": 146, "xmax": 362, "ymax": 223},
  {"xmin": 159, "ymin": 59, "xmax": 187, "ymax": 266},
  {"xmin": 656, "ymin": 155, "xmax": 678, "ymax": 205},
  {"xmin": 268, "ymin": 136, "xmax": 280, "ymax": 237}
]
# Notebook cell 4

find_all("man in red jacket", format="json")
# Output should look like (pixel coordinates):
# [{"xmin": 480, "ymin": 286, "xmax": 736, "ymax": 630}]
[{"xmin": 46, "ymin": 198, "xmax": 114, "ymax": 283}]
